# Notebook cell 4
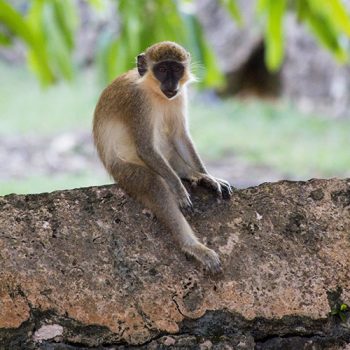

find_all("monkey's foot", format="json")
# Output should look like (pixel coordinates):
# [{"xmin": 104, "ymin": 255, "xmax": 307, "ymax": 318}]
[{"xmin": 183, "ymin": 243, "xmax": 222, "ymax": 273}]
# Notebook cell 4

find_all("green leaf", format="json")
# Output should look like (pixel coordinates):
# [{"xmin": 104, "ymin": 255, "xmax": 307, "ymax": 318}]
[
  {"xmin": 304, "ymin": 5, "xmax": 347, "ymax": 62},
  {"xmin": 0, "ymin": 30, "xmax": 11, "ymax": 45},
  {"xmin": 40, "ymin": 1, "xmax": 74, "ymax": 81},
  {"xmin": 107, "ymin": 39, "xmax": 123, "ymax": 79},
  {"xmin": 218, "ymin": 0, "xmax": 243, "ymax": 24},
  {"xmin": 118, "ymin": 0, "xmax": 141, "ymax": 60},
  {"xmin": 327, "ymin": 0, "xmax": 350, "ymax": 36},
  {"xmin": 340, "ymin": 304, "xmax": 348, "ymax": 312},
  {"xmin": 184, "ymin": 14, "xmax": 224, "ymax": 87},
  {"xmin": 52, "ymin": 0, "xmax": 78, "ymax": 50},
  {"xmin": 264, "ymin": 0, "xmax": 287, "ymax": 71},
  {"xmin": 257, "ymin": 0, "xmax": 270, "ymax": 14},
  {"xmin": 340, "ymin": 312, "xmax": 347, "ymax": 322},
  {"xmin": 87, "ymin": 0, "xmax": 105, "ymax": 10},
  {"xmin": 27, "ymin": 0, "xmax": 45, "ymax": 37},
  {"xmin": 0, "ymin": 0, "xmax": 54, "ymax": 84},
  {"xmin": 0, "ymin": 0, "xmax": 33, "ymax": 45},
  {"xmin": 26, "ymin": 0, "xmax": 56, "ymax": 84},
  {"xmin": 27, "ymin": 49, "xmax": 55, "ymax": 85},
  {"xmin": 296, "ymin": 0, "xmax": 307, "ymax": 22},
  {"xmin": 97, "ymin": 34, "xmax": 129, "ymax": 83},
  {"xmin": 308, "ymin": 0, "xmax": 350, "ymax": 37}
]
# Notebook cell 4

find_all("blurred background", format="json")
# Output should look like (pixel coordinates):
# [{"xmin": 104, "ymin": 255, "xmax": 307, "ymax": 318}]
[{"xmin": 1, "ymin": 0, "xmax": 350, "ymax": 195}]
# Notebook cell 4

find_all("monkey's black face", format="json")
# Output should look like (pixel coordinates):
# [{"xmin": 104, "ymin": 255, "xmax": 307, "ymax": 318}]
[{"xmin": 153, "ymin": 61, "xmax": 185, "ymax": 98}]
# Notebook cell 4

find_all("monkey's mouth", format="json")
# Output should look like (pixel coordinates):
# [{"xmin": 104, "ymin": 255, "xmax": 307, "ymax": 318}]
[{"xmin": 162, "ymin": 89, "xmax": 178, "ymax": 98}]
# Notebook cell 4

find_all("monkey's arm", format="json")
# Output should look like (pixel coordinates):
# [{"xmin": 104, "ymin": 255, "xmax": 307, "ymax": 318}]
[
  {"xmin": 174, "ymin": 131, "xmax": 233, "ymax": 198},
  {"xmin": 131, "ymin": 123, "xmax": 192, "ymax": 208},
  {"xmin": 174, "ymin": 131, "xmax": 207, "ymax": 173}
]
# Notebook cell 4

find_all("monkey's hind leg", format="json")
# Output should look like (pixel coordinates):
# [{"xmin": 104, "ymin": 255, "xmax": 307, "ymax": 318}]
[{"xmin": 113, "ymin": 162, "xmax": 222, "ymax": 273}]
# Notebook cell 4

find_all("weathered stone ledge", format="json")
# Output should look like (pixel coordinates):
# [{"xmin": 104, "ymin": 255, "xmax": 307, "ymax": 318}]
[{"xmin": 0, "ymin": 179, "xmax": 350, "ymax": 349}]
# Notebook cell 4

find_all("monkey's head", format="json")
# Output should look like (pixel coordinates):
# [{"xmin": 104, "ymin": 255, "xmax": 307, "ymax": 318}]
[{"xmin": 137, "ymin": 41, "xmax": 192, "ymax": 99}]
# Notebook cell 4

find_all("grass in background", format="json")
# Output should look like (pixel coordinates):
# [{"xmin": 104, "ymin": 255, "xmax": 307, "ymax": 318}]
[
  {"xmin": 0, "ymin": 62, "xmax": 98, "ymax": 134},
  {"xmin": 191, "ymin": 100, "xmax": 350, "ymax": 178},
  {"xmin": 0, "ymin": 172, "xmax": 110, "ymax": 197},
  {"xmin": 1, "ymin": 61, "xmax": 349, "ymax": 195}
]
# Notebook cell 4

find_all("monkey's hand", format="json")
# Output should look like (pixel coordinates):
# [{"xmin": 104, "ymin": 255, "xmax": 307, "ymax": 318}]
[
  {"xmin": 193, "ymin": 174, "xmax": 233, "ymax": 199},
  {"xmin": 174, "ymin": 181, "xmax": 192, "ymax": 209}
]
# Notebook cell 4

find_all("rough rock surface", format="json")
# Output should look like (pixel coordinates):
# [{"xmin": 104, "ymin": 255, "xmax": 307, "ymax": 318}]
[{"xmin": 1, "ymin": 179, "xmax": 350, "ymax": 349}]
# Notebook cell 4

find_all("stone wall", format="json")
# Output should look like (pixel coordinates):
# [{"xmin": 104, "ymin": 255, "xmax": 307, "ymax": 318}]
[{"xmin": 1, "ymin": 179, "xmax": 350, "ymax": 349}]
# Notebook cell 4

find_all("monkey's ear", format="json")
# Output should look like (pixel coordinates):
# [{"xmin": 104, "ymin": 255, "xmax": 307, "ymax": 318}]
[{"xmin": 137, "ymin": 53, "xmax": 147, "ymax": 76}]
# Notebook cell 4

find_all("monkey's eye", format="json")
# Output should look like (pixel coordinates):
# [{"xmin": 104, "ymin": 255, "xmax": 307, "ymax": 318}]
[
  {"xmin": 172, "ymin": 65, "xmax": 182, "ymax": 72},
  {"xmin": 158, "ymin": 66, "xmax": 167, "ymax": 73}
]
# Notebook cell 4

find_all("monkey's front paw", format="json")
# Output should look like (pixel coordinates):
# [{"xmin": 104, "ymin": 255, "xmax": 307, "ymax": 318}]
[
  {"xmin": 185, "ymin": 243, "xmax": 222, "ymax": 274},
  {"xmin": 177, "ymin": 185, "xmax": 192, "ymax": 210},
  {"xmin": 199, "ymin": 174, "xmax": 233, "ymax": 199}
]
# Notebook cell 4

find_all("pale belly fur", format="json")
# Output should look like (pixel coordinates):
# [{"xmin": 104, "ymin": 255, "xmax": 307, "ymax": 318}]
[{"xmin": 102, "ymin": 116, "xmax": 176, "ymax": 167}]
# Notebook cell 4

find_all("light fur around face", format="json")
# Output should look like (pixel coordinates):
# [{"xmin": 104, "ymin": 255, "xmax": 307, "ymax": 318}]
[
  {"xmin": 142, "ymin": 70, "xmax": 194, "ymax": 99},
  {"xmin": 93, "ymin": 41, "xmax": 232, "ymax": 272}
]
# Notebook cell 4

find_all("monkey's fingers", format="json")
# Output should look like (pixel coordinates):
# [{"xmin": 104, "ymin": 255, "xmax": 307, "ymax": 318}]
[
  {"xmin": 190, "ymin": 178, "xmax": 199, "ymax": 188},
  {"xmin": 217, "ymin": 179, "xmax": 233, "ymax": 199},
  {"xmin": 178, "ymin": 192, "xmax": 193, "ymax": 210},
  {"xmin": 213, "ymin": 177, "xmax": 231, "ymax": 189},
  {"xmin": 199, "ymin": 175, "xmax": 222, "ymax": 197}
]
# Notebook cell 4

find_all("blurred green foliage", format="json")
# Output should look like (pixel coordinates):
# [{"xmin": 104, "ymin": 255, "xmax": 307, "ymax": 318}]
[
  {"xmin": 0, "ymin": 0, "xmax": 223, "ymax": 86},
  {"xmin": 0, "ymin": 173, "xmax": 110, "ymax": 197},
  {"xmin": 1, "ymin": 60, "xmax": 350, "ymax": 196},
  {"xmin": 258, "ymin": 0, "xmax": 350, "ymax": 70},
  {"xmin": 97, "ymin": 0, "xmax": 223, "ymax": 86},
  {"xmin": 1, "ymin": 0, "xmax": 350, "ymax": 85},
  {"xmin": 192, "ymin": 100, "xmax": 350, "ymax": 178},
  {"xmin": 0, "ymin": 0, "xmax": 78, "ymax": 83}
]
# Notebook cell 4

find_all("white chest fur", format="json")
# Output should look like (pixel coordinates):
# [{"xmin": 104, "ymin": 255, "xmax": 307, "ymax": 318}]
[{"xmin": 152, "ymin": 94, "xmax": 187, "ymax": 161}]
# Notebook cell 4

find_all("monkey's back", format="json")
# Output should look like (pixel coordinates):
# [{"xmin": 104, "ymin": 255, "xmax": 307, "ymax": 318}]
[
  {"xmin": 93, "ymin": 69, "xmax": 147, "ymax": 172},
  {"xmin": 93, "ymin": 69, "xmax": 145, "ymax": 123}
]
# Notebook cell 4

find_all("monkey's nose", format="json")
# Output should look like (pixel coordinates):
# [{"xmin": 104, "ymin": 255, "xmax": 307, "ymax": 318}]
[{"xmin": 163, "ymin": 89, "xmax": 178, "ymax": 98}]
